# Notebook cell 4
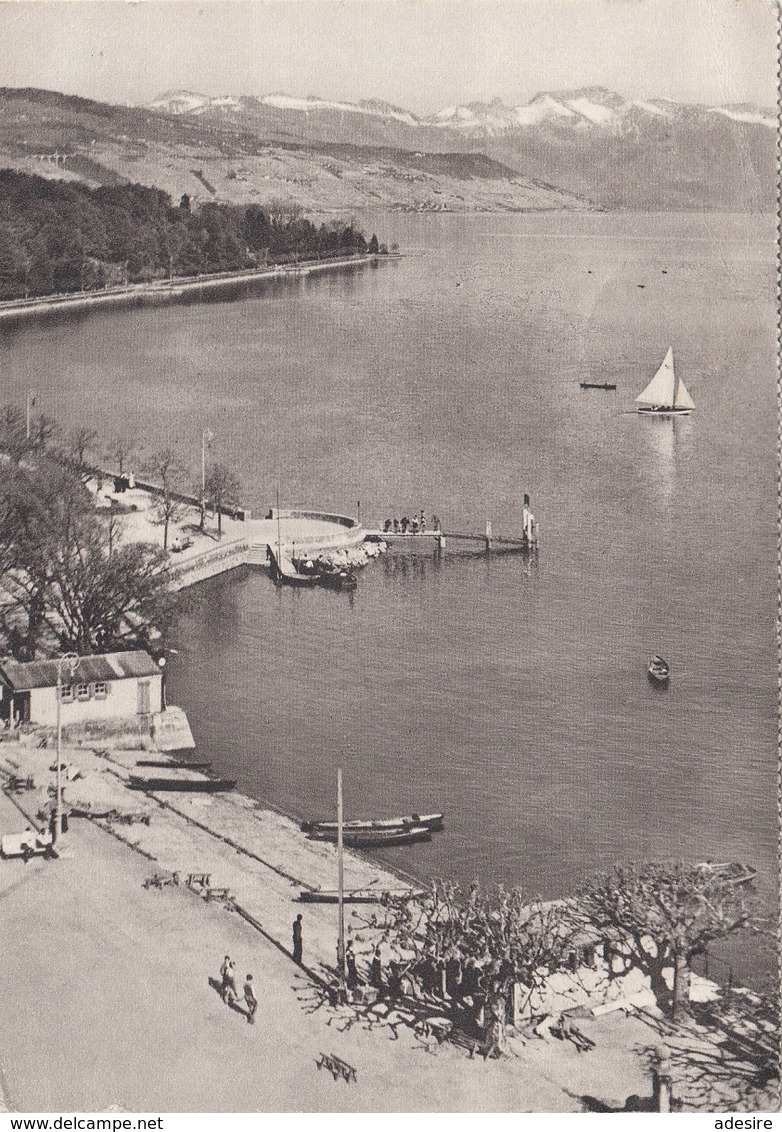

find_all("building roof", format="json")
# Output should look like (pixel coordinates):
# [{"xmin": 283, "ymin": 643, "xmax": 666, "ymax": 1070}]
[{"xmin": 0, "ymin": 651, "xmax": 161, "ymax": 691}]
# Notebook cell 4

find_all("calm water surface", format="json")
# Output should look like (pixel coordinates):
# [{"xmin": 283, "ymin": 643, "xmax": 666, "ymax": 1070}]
[{"xmin": 1, "ymin": 212, "xmax": 776, "ymax": 967}]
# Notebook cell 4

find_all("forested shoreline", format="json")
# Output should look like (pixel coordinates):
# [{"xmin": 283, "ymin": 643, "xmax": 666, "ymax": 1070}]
[{"xmin": 0, "ymin": 171, "xmax": 386, "ymax": 300}]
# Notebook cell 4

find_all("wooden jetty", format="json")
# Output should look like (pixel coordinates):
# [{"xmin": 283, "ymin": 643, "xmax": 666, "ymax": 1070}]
[{"xmin": 367, "ymin": 522, "xmax": 538, "ymax": 553}]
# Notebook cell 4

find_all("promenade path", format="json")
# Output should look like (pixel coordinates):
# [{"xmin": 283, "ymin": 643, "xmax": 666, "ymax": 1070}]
[
  {"xmin": 0, "ymin": 740, "xmax": 657, "ymax": 1113},
  {"xmin": 98, "ymin": 483, "xmax": 366, "ymax": 589}
]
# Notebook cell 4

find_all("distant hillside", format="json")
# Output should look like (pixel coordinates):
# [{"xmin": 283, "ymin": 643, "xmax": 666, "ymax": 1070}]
[
  {"xmin": 0, "ymin": 88, "xmax": 591, "ymax": 215},
  {"xmin": 149, "ymin": 84, "xmax": 776, "ymax": 212},
  {"xmin": 0, "ymin": 85, "xmax": 774, "ymax": 212},
  {"xmin": 0, "ymin": 169, "xmax": 376, "ymax": 300}
]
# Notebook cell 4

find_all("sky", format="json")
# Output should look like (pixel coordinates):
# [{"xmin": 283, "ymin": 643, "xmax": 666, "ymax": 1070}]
[{"xmin": 0, "ymin": 0, "xmax": 777, "ymax": 112}]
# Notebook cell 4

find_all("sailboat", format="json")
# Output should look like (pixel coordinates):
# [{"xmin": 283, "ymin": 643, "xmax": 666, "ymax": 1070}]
[{"xmin": 635, "ymin": 348, "xmax": 695, "ymax": 416}]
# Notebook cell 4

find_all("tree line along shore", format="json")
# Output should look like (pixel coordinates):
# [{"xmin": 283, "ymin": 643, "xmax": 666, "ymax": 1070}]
[{"xmin": 0, "ymin": 169, "xmax": 389, "ymax": 301}]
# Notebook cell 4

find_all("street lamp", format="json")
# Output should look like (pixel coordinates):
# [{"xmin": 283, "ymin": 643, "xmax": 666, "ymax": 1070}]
[
  {"xmin": 54, "ymin": 653, "xmax": 79, "ymax": 847},
  {"xmin": 200, "ymin": 428, "xmax": 213, "ymax": 532}
]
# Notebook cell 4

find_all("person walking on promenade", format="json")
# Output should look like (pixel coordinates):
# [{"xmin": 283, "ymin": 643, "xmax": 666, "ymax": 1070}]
[
  {"xmin": 346, "ymin": 941, "xmax": 359, "ymax": 990},
  {"xmin": 370, "ymin": 945, "xmax": 383, "ymax": 990},
  {"xmin": 220, "ymin": 955, "xmax": 238, "ymax": 1005},
  {"xmin": 292, "ymin": 914, "xmax": 304, "ymax": 965},
  {"xmin": 243, "ymin": 974, "xmax": 257, "ymax": 1024}
]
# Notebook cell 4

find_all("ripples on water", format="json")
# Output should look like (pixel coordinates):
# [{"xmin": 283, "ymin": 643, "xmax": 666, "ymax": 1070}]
[{"xmin": 0, "ymin": 211, "xmax": 776, "ymax": 978}]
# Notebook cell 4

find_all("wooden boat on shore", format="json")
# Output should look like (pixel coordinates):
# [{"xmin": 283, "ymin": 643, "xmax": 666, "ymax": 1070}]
[
  {"xmin": 580, "ymin": 381, "xmax": 617, "ymax": 390},
  {"xmin": 302, "ymin": 812, "xmax": 444, "ymax": 835},
  {"xmin": 135, "ymin": 760, "xmax": 213, "ymax": 770},
  {"xmin": 298, "ymin": 888, "xmax": 427, "ymax": 904},
  {"xmin": 127, "ymin": 776, "xmax": 236, "ymax": 793},
  {"xmin": 648, "ymin": 655, "xmax": 670, "ymax": 683},
  {"xmin": 696, "ymin": 862, "xmax": 757, "ymax": 887},
  {"xmin": 305, "ymin": 823, "xmax": 433, "ymax": 848}
]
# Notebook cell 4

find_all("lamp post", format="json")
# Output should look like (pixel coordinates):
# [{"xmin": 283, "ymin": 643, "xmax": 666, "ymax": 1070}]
[
  {"xmin": 54, "ymin": 653, "xmax": 78, "ymax": 847},
  {"xmin": 200, "ymin": 429, "xmax": 213, "ymax": 532}
]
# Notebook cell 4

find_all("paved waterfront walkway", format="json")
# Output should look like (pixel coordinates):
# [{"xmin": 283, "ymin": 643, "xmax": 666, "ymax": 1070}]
[
  {"xmin": 0, "ymin": 738, "xmax": 773, "ymax": 1112},
  {"xmin": 0, "ymin": 738, "xmax": 657, "ymax": 1112}
]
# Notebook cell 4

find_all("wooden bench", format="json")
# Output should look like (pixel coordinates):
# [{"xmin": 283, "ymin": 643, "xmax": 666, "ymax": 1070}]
[
  {"xmin": 205, "ymin": 886, "xmax": 233, "ymax": 904},
  {"xmin": 316, "ymin": 1053, "xmax": 357, "ymax": 1084}
]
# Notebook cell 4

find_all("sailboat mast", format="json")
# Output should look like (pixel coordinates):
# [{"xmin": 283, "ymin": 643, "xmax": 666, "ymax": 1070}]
[{"xmin": 337, "ymin": 767, "xmax": 346, "ymax": 996}]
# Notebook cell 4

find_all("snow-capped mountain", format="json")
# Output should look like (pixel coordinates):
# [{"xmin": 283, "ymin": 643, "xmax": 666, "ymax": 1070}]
[
  {"xmin": 425, "ymin": 86, "xmax": 777, "ymax": 135},
  {"xmin": 140, "ymin": 85, "xmax": 776, "ymax": 210}
]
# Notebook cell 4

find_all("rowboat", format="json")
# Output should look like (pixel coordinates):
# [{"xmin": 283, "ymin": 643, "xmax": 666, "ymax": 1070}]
[
  {"xmin": 127, "ymin": 776, "xmax": 236, "ymax": 793},
  {"xmin": 302, "ymin": 812, "xmax": 444, "ymax": 835},
  {"xmin": 305, "ymin": 824, "xmax": 433, "ymax": 848},
  {"xmin": 696, "ymin": 862, "xmax": 757, "ymax": 887},
  {"xmin": 580, "ymin": 381, "xmax": 617, "ymax": 390},
  {"xmin": 648, "ymin": 655, "xmax": 670, "ymax": 683},
  {"xmin": 298, "ymin": 888, "xmax": 427, "ymax": 904}
]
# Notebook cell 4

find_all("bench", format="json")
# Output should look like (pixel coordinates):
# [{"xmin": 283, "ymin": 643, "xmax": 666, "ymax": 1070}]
[
  {"xmin": 204, "ymin": 886, "xmax": 234, "ymax": 904},
  {"xmin": 316, "ymin": 1053, "xmax": 357, "ymax": 1084},
  {"xmin": 6, "ymin": 775, "xmax": 34, "ymax": 793}
]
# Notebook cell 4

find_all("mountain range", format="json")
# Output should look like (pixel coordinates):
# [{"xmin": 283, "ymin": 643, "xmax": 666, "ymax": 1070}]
[{"xmin": 0, "ymin": 85, "xmax": 774, "ymax": 213}]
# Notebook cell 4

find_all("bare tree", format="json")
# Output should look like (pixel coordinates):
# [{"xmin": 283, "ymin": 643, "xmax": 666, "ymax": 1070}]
[
  {"xmin": 577, "ymin": 863, "xmax": 767, "ymax": 1020},
  {"xmin": 148, "ymin": 448, "xmax": 188, "ymax": 551},
  {"xmin": 369, "ymin": 880, "xmax": 575, "ymax": 1053},
  {"xmin": 67, "ymin": 426, "xmax": 99, "ymax": 484},
  {"xmin": 203, "ymin": 463, "xmax": 242, "ymax": 538}
]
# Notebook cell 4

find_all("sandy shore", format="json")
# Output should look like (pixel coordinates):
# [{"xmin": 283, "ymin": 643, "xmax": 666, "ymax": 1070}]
[{"xmin": 0, "ymin": 726, "xmax": 774, "ymax": 1112}]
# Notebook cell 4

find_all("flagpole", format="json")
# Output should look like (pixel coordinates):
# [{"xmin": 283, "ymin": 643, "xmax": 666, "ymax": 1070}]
[{"xmin": 337, "ymin": 766, "xmax": 346, "ymax": 1000}]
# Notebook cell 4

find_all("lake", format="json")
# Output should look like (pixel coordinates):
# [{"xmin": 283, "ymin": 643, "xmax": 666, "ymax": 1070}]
[{"xmin": 1, "ymin": 210, "xmax": 776, "ymax": 976}]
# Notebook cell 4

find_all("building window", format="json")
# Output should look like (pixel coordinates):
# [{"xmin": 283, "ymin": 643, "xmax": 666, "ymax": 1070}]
[
  {"xmin": 76, "ymin": 683, "xmax": 90, "ymax": 701},
  {"xmin": 60, "ymin": 685, "xmax": 74, "ymax": 703},
  {"xmin": 93, "ymin": 682, "xmax": 108, "ymax": 699}
]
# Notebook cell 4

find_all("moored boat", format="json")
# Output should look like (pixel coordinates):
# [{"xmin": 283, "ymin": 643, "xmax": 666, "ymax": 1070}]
[
  {"xmin": 648, "ymin": 654, "xmax": 670, "ymax": 682},
  {"xmin": 696, "ymin": 862, "xmax": 757, "ymax": 887},
  {"xmin": 128, "ymin": 776, "xmax": 236, "ymax": 793},
  {"xmin": 636, "ymin": 348, "xmax": 695, "ymax": 416},
  {"xmin": 302, "ymin": 812, "xmax": 444, "ymax": 835},
  {"xmin": 305, "ymin": 823, "xmax": 433, "ymax": 848},
  {"xmin": 298, "ymin": 888, "xmax": 428, "ymax": 904}
]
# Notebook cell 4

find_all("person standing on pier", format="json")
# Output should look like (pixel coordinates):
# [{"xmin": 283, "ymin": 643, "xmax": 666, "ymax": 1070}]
[
  {"xmin": 292, "ymin": 914, "xmax": 303, "ymax": 965},
  {"xmin": 243, "ymin": 974, "xmax": 257, "ymax": 1024}
]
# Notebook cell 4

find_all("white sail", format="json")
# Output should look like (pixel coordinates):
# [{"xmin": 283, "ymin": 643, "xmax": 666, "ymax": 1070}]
[
  {"xmin": 635, "ymin": 347, "xmax": 676, "ymax": 407},
  {"xmin": 673, "ymin": 374, "xmax": 695, "ymax": 410}
]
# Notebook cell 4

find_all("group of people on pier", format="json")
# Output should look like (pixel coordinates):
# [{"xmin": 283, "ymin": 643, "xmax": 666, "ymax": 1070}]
[{"xmin": 382, "ymin": 511, "xmax": 440, "ymax": 535}]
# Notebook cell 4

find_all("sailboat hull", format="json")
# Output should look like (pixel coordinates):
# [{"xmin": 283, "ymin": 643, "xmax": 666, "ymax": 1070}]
[{"xmin": 637, "ymin": 406, "xmax": 692, "ymax": 416}]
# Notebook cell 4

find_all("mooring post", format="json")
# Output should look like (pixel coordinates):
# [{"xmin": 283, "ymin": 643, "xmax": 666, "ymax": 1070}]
[
  {"xmin": 437, "ymin": 532, "xmax": 446, "ymax": 553},
  {"xmin": 485, "ymin": 520, "xmax": 493, "ymax": 551}
]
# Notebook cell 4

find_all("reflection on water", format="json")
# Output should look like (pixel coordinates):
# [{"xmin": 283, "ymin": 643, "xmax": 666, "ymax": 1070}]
[{"xmin": 0, "ymin": 212, "xmax": 776, "ymax": 987}]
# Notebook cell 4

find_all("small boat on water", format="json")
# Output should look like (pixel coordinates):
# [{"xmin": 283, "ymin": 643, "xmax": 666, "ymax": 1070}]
[
  {"xmin": 648, "ymin": 655, "xmax": 670, "ymax": 683},
  {"xmin": 636, "ymin": 348, "xmax": 695, "ymax": 416},
  {"xmin": 127, "ymin": 776, "xmax": 236, "ymax": 793},
  {"xmin": 298, "ymin": 887, "xmax": 428, "ymax": 904},
  {"xmin": 696, "ymin": 862, "xmax": 757, "ymax": 887},
  {"xmin": 580, "ymin": 381, "xmax": 617, "ymax": 391},
  {"xmin": 305, "ymin": 823, "xmax": 433, "ymax": 848},
  {"xmin": 302, "ymin": 812, "xmax": 444, "ymax": 835}
]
